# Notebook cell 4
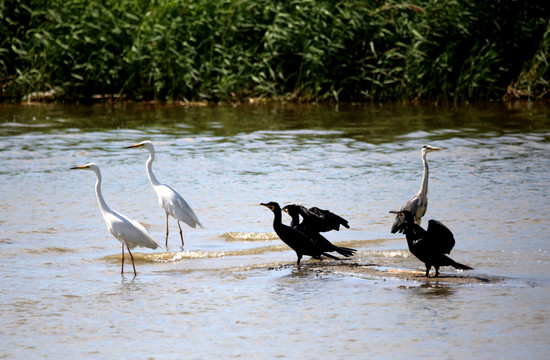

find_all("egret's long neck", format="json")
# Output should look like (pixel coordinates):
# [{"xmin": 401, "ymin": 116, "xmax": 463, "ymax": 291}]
[
  {"xmin": 417, "ymin": 152, "xmax": 429, "ymax": 196},
  {"xmin": 92, "ymin": 168, "xmax": 111, "ymax": 216},
  {"xmin": 145, "ymin": 149, "xmax": 161, "ymax": 187}
]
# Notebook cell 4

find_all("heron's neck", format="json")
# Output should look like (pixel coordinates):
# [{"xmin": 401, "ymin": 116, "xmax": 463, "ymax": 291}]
[
  {"xmin": 417, "ymin": 153, "xmax": 429, "ymax": 196},
  {"xmin": 146, "ymin": 150, "xmax": 161, "ymax": 187},
  {"xmin": 93, "ymin": 169, "xmax": 112, "ymax": 216}
]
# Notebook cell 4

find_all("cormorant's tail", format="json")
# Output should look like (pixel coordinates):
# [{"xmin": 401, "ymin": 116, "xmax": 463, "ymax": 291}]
[
  {"xmin": 334, "ymin": 246, "xmax": 356, "ymax": 257},
  {"xmin": 451, "ymin": 260, "xmax": 473, "ymax": 271}
]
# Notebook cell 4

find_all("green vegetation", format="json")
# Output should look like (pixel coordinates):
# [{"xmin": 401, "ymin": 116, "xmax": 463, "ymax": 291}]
[{"xmin": 1, "ymin": 0, "xmax": 549, "ymax": 102}]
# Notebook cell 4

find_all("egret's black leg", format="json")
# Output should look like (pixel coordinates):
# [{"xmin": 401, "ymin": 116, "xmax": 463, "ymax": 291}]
[
  {"xmin": 177, "ymin": 221, "xmax": 184, "ymax": 249},
  {"xmin": 121, "ymin": 243, "xmax": 125, "ymax": 275},
  {"xmin": 127, "ymin": 246, "xmax": 137, "ymax": 277},
  {"xmin": 165, "ymin": 213, "xmax": 170, "ymax": 247}
]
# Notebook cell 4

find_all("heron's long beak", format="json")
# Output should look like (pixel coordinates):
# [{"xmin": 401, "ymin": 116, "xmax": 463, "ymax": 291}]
[
  {"xmin": 124, "ymin": 144, "xmax": 143, "ymax": 149},
  {"xmin": 70, "ymin": 165, "xmax": 89, "ymax": 170},
  {"xmin": 432, "ymin": 147, "xmax": 443, "ymax": 151}
]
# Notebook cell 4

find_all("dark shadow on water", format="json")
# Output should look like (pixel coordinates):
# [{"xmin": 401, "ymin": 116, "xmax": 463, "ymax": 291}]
[{"xmin": 412, "ymin": 283, "xmax": 457, "ymax": 299}]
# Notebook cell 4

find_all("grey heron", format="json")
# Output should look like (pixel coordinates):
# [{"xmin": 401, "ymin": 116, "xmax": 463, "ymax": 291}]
[{"xmin": 391, "ymin": 145, "xmax": 442, "ymax": 233}]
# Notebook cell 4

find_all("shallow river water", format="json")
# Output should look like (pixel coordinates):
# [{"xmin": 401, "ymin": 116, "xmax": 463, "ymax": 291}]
[{"xmin": 1, "ymin": 102, "xmax": 549, "ymax": 359}]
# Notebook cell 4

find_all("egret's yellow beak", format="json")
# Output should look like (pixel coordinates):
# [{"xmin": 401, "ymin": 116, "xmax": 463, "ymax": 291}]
[{"xmin": 124, "ymin": 143, "xmax": 143, "ymax": 149}]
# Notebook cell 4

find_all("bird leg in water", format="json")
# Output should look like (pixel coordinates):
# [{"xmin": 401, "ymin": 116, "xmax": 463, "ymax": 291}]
[
  {"xmin": 425, "ymin": 264, "xmax": 431, "ymax": 277},
  {"xmin": 165, "ymin": 213, "xmax": 170, "ymax": 247},
  {"xmin": 177, "ymin": 221, "xmax": 184, "ymax": 249},
  {"xmin": 121, "ymin": 243, "xmax": 125, "ymax": 275},
  {"xmin": 127, "ymin": 246, "xmax": 137, "ymax": 277}
]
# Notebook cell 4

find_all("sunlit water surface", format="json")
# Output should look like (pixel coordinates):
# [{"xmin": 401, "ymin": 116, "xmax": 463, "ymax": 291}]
[{"xmin": 1, "ymin": 102, "xmax": 549, "ymax": 359}]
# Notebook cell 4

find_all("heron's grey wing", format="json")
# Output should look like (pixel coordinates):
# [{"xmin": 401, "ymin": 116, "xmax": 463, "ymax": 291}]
[
  {"xmin": 426, "ymin": 219, "xmax": 455, "ymax": 254},
  {"xmin": 401, "ymin": 195, "xmax": 427, "ymax": 225}
]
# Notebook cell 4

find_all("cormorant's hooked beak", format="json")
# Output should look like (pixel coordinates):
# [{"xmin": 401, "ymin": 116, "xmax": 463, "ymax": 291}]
[
  {"xmin": 260, "ymin": 203, "xmax": 274, "ymax": 210},
  {"xmin": 389, "ymin": 210, "xmax": 402, "ymax": 215}
]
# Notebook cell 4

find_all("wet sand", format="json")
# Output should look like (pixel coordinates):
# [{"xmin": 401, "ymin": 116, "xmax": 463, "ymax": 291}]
[{"xmin": 294, "ymin": 262, "xmax": 499, "ymax": 285}]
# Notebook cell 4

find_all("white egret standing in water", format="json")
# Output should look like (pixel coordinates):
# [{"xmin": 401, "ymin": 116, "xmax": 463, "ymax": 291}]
[
  {"xmin": 391, "ymin": 145, "xmax": 442, "ymax": 233},
  {"xmin": 125, "ymin": 141, "xmax": 203, "ymax": 248},
  {"xmin": 70, "ymin": 163, "xmax": 162, "ymax": 276}
]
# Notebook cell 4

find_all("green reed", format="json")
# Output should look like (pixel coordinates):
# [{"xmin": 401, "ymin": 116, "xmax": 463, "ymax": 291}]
[{"xmin": 1, "ymin": 0, "xmax": 549, "ymax": 102}]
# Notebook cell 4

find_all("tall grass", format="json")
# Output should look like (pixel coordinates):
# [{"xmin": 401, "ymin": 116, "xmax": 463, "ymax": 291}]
[{"xmin": 1, "ymin": 0, "xmax": 549, "ymax": 102}]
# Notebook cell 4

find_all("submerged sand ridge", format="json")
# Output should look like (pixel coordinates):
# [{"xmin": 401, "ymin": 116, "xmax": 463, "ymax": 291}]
[{"xmin": 269, "ymin": 262, "xmax": 499, "ymax": 285}]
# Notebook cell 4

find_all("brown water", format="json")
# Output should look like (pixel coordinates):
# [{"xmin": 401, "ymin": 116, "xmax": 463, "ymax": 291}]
[{"xmin": 1, "ymin": 102, "xmax": 549, "ymax": 359}]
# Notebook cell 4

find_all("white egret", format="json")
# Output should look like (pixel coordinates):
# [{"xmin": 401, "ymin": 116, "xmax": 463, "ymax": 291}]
[
  {"xmin": 391, "ymin": 144, "xmax": 442, "ymax": 233},
  {"xmin": 71, "ymin": 163, "xmax": 162, "ymax": 276},
  {"xmin": 125, "ymin": 141, "xmax": 203, "ymax": 248}
]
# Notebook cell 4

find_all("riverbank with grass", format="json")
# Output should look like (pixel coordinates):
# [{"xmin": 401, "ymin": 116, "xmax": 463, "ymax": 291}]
[{"xmin": 2, "ymin": 0, "xmax": 549, "ymax": 103}]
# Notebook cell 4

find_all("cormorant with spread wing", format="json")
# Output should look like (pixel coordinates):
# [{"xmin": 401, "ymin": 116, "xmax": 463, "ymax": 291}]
[
  {"xmin": 282, "ymin": 204, "xmax": 355, "ymax": 257},
  {"xmin": 261, "ymin": 202, "xmax": 340, "ymax": 266},
  {"xmin": 389, "ymin": 210, "xmax": 473, "ymax": 277}
]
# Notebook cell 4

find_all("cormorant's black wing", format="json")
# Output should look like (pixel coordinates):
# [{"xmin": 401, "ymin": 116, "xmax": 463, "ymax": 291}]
[
  {"xmin": 306, "ymin": 207, "xmax": 349, "ymax": 232},
  {"xmin": 274, "ymin": 222, "xmax": 323, "ymax": 258},
  {"xmin": 295, "ymin": 206, "xmax": 322, "ymax": 232},
  {"xmin": 426, "ymin": 219, "xmax": 455, "ymax": 254}
]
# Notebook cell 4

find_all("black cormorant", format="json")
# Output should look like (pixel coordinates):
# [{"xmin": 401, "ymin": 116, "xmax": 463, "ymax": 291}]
[
  {"xmin": 389, "ymin": 210, "xmax": 473, "ymax": 277},
  {"xmin": 282, "ymin": 204, "xmax": 355, "ymax": 257},
  {"xmin": 261, "ymin": 202, "xmax": 340, "ymax": 265}
]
